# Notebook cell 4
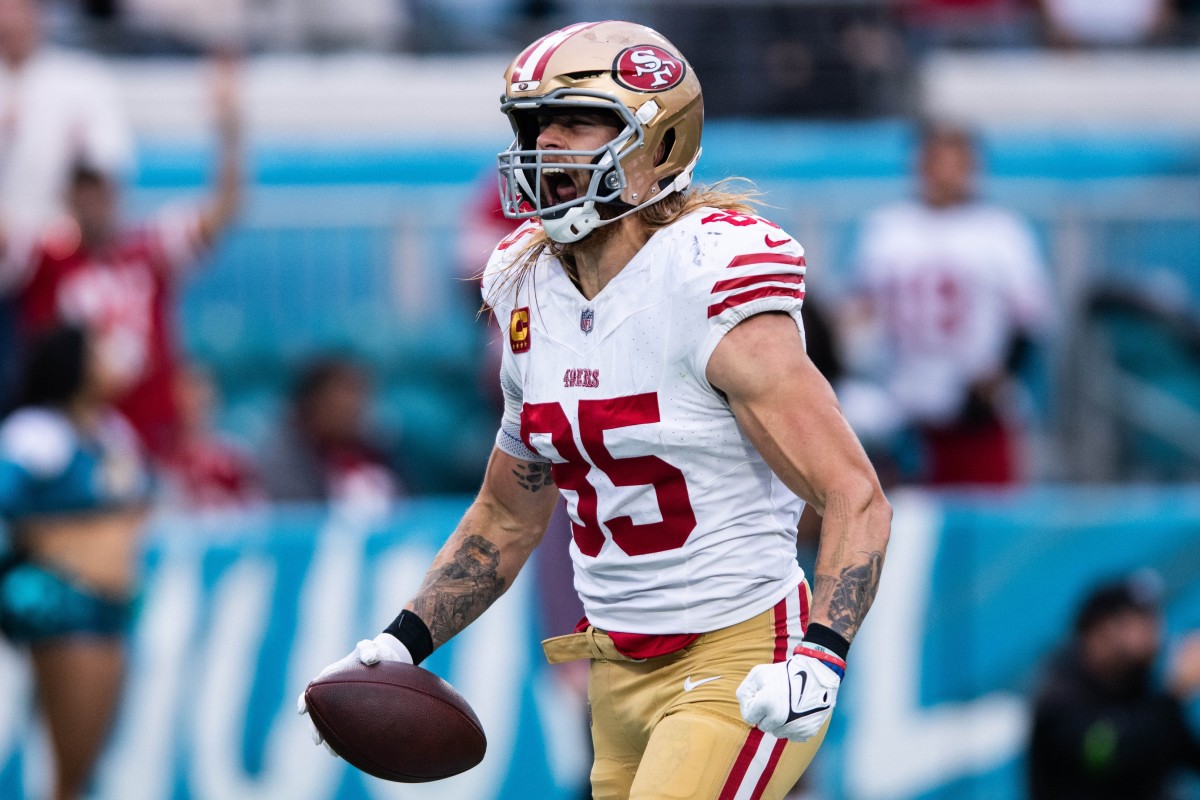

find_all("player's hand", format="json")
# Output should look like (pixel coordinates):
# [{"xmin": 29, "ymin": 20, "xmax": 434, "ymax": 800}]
[
  {"xmin": 298, "ymin": 633, "xmax": 413, "ymax": 756},
  {"xmin": 736, "ymin": 646, "xmax": 844, "ymax": 742}
]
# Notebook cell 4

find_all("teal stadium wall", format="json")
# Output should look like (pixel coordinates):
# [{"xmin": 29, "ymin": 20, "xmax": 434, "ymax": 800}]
[{"xmin": 1, "ymin": 490, "xmax": 1199, "ymax": 799}]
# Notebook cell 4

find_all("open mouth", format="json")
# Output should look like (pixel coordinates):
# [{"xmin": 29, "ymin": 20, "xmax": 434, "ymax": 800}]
[{"xmin": 542, "ymin": 167, "xmax": 580, "ymax": 205}]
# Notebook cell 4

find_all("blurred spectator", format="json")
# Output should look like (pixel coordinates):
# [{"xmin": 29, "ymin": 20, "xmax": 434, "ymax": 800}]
[
  {"xmin": 0, "ymin": 0, "xmax": 133, "ymax": 411},
  {"xmin": 262, "ymin": 0, "xmax": 408, "ymax": 50},
  {"xmin": 258, "ymin": 355, "xmax": 406, "ymax": 513},
  {"xmin": 639, "ymin": 2, "xmax": 905, "ymax": 117},
  {"xmin": 1036, "ymin": 0, "xmax": 1175, "ymax": 47},
  {"xmin": 161, "ymin": 362, "xmax": 263, "ymax": 512},
  {"xmin": 896, "ymin": 0, "xmax": 1037, "ymax": 50},
  {"xmin": 0, "ymin": 0, "xmax": 132, "ymax": 227},
  {"xmin": 121, "ymin": 0, "xmax": 410, "ymax": 52},
  {"xmin": 843, "ymin": 122, "xmax": 1052, "ymax": 485},
  {"xmin": 1029, "ymin": 571, "xmax": 1200, "ymax": 799},
  {"xmin": 120, "ymin": 0, "xmax": 245, "ymax": 53},
  {"xmin": 0, "ymin": 54, "xmax": 243, "ymax": 460}
]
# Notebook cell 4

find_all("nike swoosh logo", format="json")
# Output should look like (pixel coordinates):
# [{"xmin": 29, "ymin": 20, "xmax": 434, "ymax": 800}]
[
  {"xmin": 683, "ymin": 675, "xmax": 722, "ymax": 692},
  {"xmin": 764, "ymin": 234, "xmax": 791, "ymax": 248},
  {"xmin": 792, "ymin": 669, "xmax": 808, "ymax": 709},
  {"xmin": 786, "ymin": 667, "xmax": 830, "ymax": 722},
  {"xmin": 786, "ymin": 703, "xmax": 832, "ymax": 723}
]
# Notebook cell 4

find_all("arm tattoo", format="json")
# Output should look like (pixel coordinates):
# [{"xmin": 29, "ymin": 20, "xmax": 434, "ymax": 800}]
[
  {"xmin": 411, "ymin": 534, "xmax": 507, "ymax": 648},
  {"xmin": 512, "ymin": 460, "xmax": 554, "ymax": 493},
  {"xmin": 813, "ymin": 551, "xmax": 884, "ymax": 642}
]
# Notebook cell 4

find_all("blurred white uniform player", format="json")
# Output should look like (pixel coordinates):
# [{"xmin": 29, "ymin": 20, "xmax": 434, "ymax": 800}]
[{"xmin": 850, "ymin": 123, "xmax": 1051, "ymax": 484}]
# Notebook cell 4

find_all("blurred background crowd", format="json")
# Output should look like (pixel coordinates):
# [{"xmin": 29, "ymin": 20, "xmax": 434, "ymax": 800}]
[
  {"xmin": 0, "ymin": 0, "xmax": 1199, "ymax": 799},
  {"xmin": 5, "ymin": 0, "xmax": 1199, "ymax": 506}
]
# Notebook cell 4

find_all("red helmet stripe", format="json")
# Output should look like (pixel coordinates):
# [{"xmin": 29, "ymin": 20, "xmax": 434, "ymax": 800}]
[{"xmin": 512, "ymin": 21, "xmax": 603, "ymax": 82}]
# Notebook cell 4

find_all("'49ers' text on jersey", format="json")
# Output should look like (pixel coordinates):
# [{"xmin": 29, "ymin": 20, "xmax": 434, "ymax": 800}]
[{"xmin": 483, "ymin": 208, "xmax": 807, "ymax": 635}]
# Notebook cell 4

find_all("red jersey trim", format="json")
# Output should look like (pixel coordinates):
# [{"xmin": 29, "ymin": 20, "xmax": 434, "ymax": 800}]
[
  {"xmin": 726, "ymin": 253, "xmax": 806, "ymax": 269},
  {"xmin": 711, "ymin": 272, "xmax": 803, "ymax": 295},
  {"xmin": 707, "ymin": 285, "xmax": 805, "ymax": 319}
]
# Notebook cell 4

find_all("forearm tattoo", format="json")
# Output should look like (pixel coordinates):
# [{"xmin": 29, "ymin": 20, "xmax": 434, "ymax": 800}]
[
  {"xmin": 411, "ymin": 534, "xmax": 507, "ymax": 648},
  {"xmin": 813, "ymin": 551, "xmax": 884, "ymax": 643},
  {"xmin": 512, "ymin": 461, "xmax": 554, "ymax": 493}
]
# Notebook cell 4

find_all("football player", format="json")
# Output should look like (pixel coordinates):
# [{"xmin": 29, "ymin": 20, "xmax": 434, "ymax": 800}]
[
  {"xmin": 847, "ymin": 122, "xmax": 1052, "ymax": 485},
  {"xmin": 303, "ymin": 21, "xmax": 891, "ymax": 799}
]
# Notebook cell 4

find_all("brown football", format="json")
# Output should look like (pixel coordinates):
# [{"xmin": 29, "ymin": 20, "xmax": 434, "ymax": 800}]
[{"xmin": 303, "ymin": 661, "xmax": 487, "ymax": 782}]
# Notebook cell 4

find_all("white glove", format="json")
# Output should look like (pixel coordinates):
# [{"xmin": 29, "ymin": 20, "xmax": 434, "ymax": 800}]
[
  {"xmin": 298, "ymin": 633, "xmax": 413, "ymax": 756},
  {"xmin": 736, "ymin": 645, "xmax": 844, "ymax": 742}
]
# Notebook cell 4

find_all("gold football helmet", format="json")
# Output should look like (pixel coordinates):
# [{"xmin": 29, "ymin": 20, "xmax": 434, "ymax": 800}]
[{"xmin": 497, "ymin": 20, "xmax": 704, "ymax": 243}]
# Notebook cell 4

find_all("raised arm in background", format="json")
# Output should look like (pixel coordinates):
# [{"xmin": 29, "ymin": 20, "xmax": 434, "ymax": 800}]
[{"xmin": 197, "ymin": 53, "xmax": 244, "ymax": 245}]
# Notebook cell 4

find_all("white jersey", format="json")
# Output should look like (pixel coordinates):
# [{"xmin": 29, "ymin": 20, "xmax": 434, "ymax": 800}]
[
  {"xmin": 483, "ymin": 208, "xmax": 807, "ymax": 635},
  {"xmin": 853, "ymin": 200, "xmax": 1052, "ymax": 425}
]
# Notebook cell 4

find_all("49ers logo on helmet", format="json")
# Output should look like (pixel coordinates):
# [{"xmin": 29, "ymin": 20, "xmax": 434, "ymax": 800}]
[{"xmin": 613, "ymin": 45, "xmax": 685, "ymax": 92}]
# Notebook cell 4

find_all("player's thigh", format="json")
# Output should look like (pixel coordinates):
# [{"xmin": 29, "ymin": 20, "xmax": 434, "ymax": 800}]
[
  {"xmin": 591, "ymin": 709, "xmax": 638, "ymax": 800},
  {"xmin": 629, "ymin": 709, "xmax": 826, "ymax": 800},
  {"xmin": 592, "ymin": 754, "xmax": 638, "ymax": 800},
  {"xmin": 589, "ymin": 657, "xmax": 644, "ymax": 800}
]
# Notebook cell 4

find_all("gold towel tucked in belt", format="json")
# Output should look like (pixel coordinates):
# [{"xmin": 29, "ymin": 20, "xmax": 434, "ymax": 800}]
[{"xmin": 542, "ymin": 627, "xmax": 646, "ymax": 663}]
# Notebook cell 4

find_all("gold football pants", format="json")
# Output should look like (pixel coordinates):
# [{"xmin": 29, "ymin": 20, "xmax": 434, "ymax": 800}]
[{"xmin": 542, "ymin": 583, "xmax": 826, "ymax": 800}]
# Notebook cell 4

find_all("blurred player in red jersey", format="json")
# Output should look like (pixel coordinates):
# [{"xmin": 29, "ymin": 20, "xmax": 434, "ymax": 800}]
[
  {"xmin": 846, "ymin": 122, "xmax": 1052, "ymax": 485},
  {"xmin": 162, "ymin": 361, "xmax": 264, "ymax": 512},
  {"xmin": 304, "ymin": 21, "xmax": 891, "ymax": 799},
  {"xmin": 0, "ymin": 54, "xmax": 243, "ymax": 461}
]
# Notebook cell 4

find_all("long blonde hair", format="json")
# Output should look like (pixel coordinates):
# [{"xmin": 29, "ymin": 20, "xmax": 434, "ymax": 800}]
[{"xmin": 483, "ymin": 179, "xmax": 763, "ymax": 311}]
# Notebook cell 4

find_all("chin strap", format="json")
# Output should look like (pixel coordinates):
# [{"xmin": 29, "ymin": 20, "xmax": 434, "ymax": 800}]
[{"xmin": 542, "ymin": 148, "xmax": 702, "ymax": 244}]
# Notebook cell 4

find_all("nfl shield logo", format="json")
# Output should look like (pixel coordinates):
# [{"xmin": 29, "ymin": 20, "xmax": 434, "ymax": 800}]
[{"xmin": 580, "ymin": 307, "xmax": 594, "ymax": 335}]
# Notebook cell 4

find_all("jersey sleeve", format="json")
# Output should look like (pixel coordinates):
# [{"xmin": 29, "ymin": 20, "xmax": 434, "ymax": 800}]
[
  {"xmin": 481, "ymin": 221, "xmax": 549, "ymax": 463},
  {"xmin": 686, "ymin": 214, "xmax": 808, "ymax": 378},
  {"xmin": 995, "ymin": 212, "xmax": 1053, "ymax": 333},
  {"xmin": 494, "ymin": 349, "xmax": 546, "ymax": 462}
]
